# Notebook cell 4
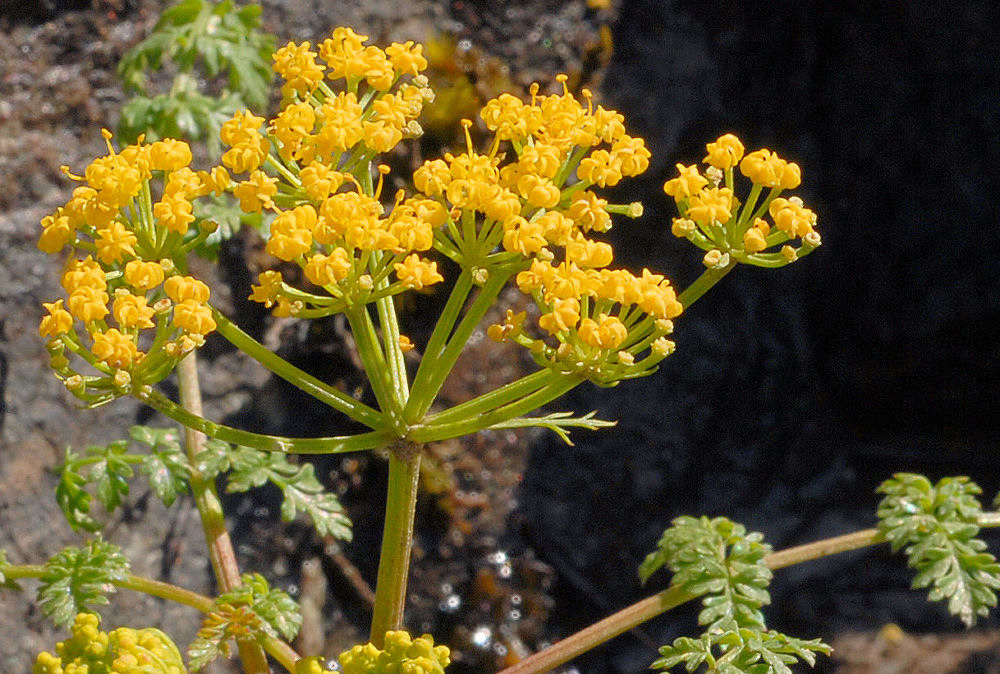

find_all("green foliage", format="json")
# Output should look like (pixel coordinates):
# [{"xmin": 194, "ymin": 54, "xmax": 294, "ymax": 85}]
[
  {"xmin": 877, "ymin": 473, "xmax": 1000, "ymax": 627},
  {"xmin": 55, "ymin": 426, "xmax": 190, "ymax": 531},
  {"xmin": 187, "ymin": 603, "xmax": 267, "ymax": 671},
  {"xmin": 38, "ymin": 539, "xmax": 130, "ymax": 627},
  {"xmin": 117, "ymin": 0, "xmax": 274, "ymax": 145},
  {"xmin": 642, "ymin": 517, "xmax": 829, "ymax": 673},
  {"xmin": 651, "ymin": 629, "xmax": 829, "ymax": 674},
  {"xmin": 640, "ymin": 516, "xmax": 772, "ymax": 631},
  {"xmin": 188, "ymin": 573, "xmax": 300, "ymax": 670},
  {"xmin": 216, "ymin": 572, "xmax": 302, "ymax": 641},
  {"xmin": 200, "ymin": 442, "xmax": 352, "ymax": 540}
]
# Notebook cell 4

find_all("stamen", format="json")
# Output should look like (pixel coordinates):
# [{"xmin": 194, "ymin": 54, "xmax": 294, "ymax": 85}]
[{"xmin": 461, "ymin": 119, "xmax": 474, "ymax": 154}]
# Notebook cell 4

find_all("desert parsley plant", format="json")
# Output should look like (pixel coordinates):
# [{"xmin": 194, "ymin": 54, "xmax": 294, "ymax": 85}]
[{"xmin": 7, "ymin": 19, "xmax": 1000, "ymax": 674}]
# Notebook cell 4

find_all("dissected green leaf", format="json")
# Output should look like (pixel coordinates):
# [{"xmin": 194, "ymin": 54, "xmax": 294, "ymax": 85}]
[
  {"xmin": 38, "ymin": 539, "xmax": 130, "ymax": 627},
  {"xmin": 189, "ymin": 573, "xmax": 300, "ymax": 670},
  {"xmin": 652, "ymin": 629, "xmax": 830, "ymax": 674},
  {"xmin": 640, "ymin": 516, "xmax": 772, "ymax": 632},
  {"xmin": 56, "ymin": 447, "xmax": 100, "ymax": 532},
  {"xmin": 187, "ymin": 603, "xmax": 265, "ymax": 671},
  {"xmin": 226, "ymin": 448, "xmax": 352, "ymax": 540},
  {"xmin": 86, "ymin": 440, "xmax": 133, "ymax": 513},
  {"xmin": 643, "ymin": 517, "xmax": 829, "ymax": 673},
  {"xmin": 217, "ymin": 572, "xmax": 302, "ymax": 641},
  {"xmin": 877, "ymin": 473, "xmax": 1000, "ymax": 627},
  {"xmin": 56, "ymin": 426, "xmax": 195, "ymax": 529}
]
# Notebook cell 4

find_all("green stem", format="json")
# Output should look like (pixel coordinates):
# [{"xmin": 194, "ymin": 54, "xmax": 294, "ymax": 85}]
[
  {"xmin": 3, "ymin": 565, "xmax": 301, "ymax": 673},
  {"xmin": 408, "ymin": 375, "xmax": 581, "ymax": 444},
  {"xmin": 214, "ymin": 311, "xmax": 384, "ymax": 429},
  {"xmin": 138, "ymin": 387, "xmax": 394, "ymax": 454},
  {"xmin": 176, "ymin": 354, "xmax": 270, "ymax": 674},
  {"xmin": 406, "ymin": 269, "xmax": 512, "ymax": 421},
  {"xmin": 496, "ymin": 514, "xmax": 1000, "ymax": 674},
  {"xmin": 676, "ymin": 259, "xmax": 738, "ymax": 310},
  {"xmin": 369, "ymin": 444, "xmax": 422, "ymax": 646},
  {"xmin": 422, "ymin": 369, "xmax": 558, "ymax": 426},
  {"xmin": 372, "ymin": 252, "xmax": 409, "ymax": 404},
  {"xmin": 346, "ymin": 306, "xmax": 406, "ymax": 431},
  {"xmin": 404, "ymin": 269, "xmax": 474, "ymax": 421}
]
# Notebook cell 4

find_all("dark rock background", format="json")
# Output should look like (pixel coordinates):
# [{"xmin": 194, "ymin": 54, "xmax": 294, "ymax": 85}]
[
  {"xmin": 2, "ymin": 1, "xmax": 999, "ymax": 673},
  {"xmin": 521, "ymin": 1, "xmax": 1000, "ymax": 672}
]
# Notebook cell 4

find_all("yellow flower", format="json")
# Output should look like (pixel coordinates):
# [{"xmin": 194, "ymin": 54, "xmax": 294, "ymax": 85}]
[
  {"xmin": 38, "ymin": 209, "xmax": 75, "ymax": 254},
  {"xmin": 703, "ymin": 133, "xmax": 745, "ymax": 170},
  {"xmin": 249, "ymin": 270, "xmax": 285, "ymax": 307},
  {"xmin": 266, "ymin": 205, "xmax": 317, "ymax": 261},
  {"xmin": 95, "ymin": 220, "xmax": 138, "ymax": 264},
  {"xmin": 300, "ymin": 162, "xmax": 344, "ymax": 201},
  {"xmin": 386, "ymin": 40, "xmax": 428, "ymax": 76},
  {"xmin": 164, "ymin": 275, "xmax": 210, "ymax": 304},
  {"xmin": 538, "ymin": 297, "xmax": 581, "ymax": 335},
  {"xmin": 743, "ymin": 218, "xmax": 771, "ymax": 253},
  {"xmin": 663, "ymin": 163, "xmax": 709, "ymax": 202},
  {"xmin": 686, "ymin": 187, "xmax": 733, "ymax": 226},
  {"xmin": 304, "ymin": 250, "xmax": 353, "ymax": 286},
  {"xmin": 153, "ymin": 192, "xmax": 195, "ymax": 235},
  {"xmin": 124, "ymin": 260, "xmax": 165, "ymax": 290},
  {"xmin": 740, "ymin": 148, "xmax": 801, "ymax": 189},
  {"xmin": 149, "ymin": 138, "xmax": 193, "ymax": 172},
  {"xmin": 769, "ymin": 197, "xmax": 816, "ymax": 238},
  {"xmin": 577, "ymin": 149, "xmax": 623, "ymax": 188},
  {"xmin": 221, "ymin": 110, "xmax": 270, "ymax": 174},
  {"xmin": 68, "ymin": 286, "xmax": 110, "ymax": 322},
  {"xmin": 61, "ymin": 256, "xmax": 106, "ymax": 294},
  {"xmin": 394, "ymin": 254, "xmax": 444, "ymax": 290},
  {"xmin": 113, "ymin": 291, "xmax": 156, "ymax": 329},
  {"xmin": 273, "ymin": 41, "xmax": 325, "ymax": 97},
  {"xmin": 173, "ymin": 299, "xmax": 217, "ymax": 335},
  {"xmin": 578, "ymin": 314, "xmax": 628, "ymax": 350},
  {"xmin": 233, "ymin": 170, "xmax": 278, "ymax": 213},
  {"xmin": 39, "ymin": 300, "xmax": 74, "ymax": 337},
  {"xmin": 92, "ymin": 328, "xmax": 141, "ymax": 368}
]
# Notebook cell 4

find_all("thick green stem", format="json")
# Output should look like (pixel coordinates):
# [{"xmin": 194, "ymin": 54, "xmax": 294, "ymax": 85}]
[
  {"xmin": 369, "ymin": 444, "xmax": 422, "ymax": 646},
  {"xmin": 177, "ymin": 354, "xmax": 270, "ymax": 674},
  {"xmin": 214, "ymin": 311, "xmax": 384, "ymax": 429},
  {"xmin": 676, "ymin": 259, "xmax": 738, "ymax": 310},
  {"xmin": 496, "ymin": 514, "xmax": 1000, "ymax": 674},
  {"xmin": 138, "ymin": 387, "xmax": 395, "ymax": 454}
]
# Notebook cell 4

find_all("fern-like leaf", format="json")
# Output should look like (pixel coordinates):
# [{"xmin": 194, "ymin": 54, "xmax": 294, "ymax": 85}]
[
  {"xmin": 642, "ymin": 516, "xmax": 829, "ymax": 673},
  {"xmin": 640, "ymin": 516, "xmax": 772, "ymax": 632},
  {"xmin": 226, "ymin": 448, "xmax": 352, "ymax": 540},
  {"xmin": 37, "ymin": 539, "xmax": 129, "ymax": 627},
  {"xmin": 217, "ymin": 572, "xmax": 302, "ymax": 641},
  {"xmin": 877, "ymin": 473, "xmax": 1000, "ymax": 627}
]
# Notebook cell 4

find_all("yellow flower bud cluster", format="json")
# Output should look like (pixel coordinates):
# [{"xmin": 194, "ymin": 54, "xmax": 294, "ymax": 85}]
[
  {"xmin": 665, "ymin": 133, "xmax": 820, "ymax": 267},
  {"xmin": 338, "ymin": 630, "xmax": 450, "ymax": 674},
  {"xmin": 39, "ymin": 251, "xmax": 216, "ymax": 404},
  {"xmin": 236, "ymin": 28, "xmax": 447, "ymax": 316},
  {"xmin": 37, "ymin": 130, "xmax": 229, "ymax": 401},
  {"xmin": 34, "ymin": 612, "xmax": 187, "ymax": 674}
]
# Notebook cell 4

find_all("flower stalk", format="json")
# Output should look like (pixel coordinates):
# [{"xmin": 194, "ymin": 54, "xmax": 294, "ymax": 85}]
[{"xmin": 177, "ymin": 352, "xmax": 270, "ymax": 674}]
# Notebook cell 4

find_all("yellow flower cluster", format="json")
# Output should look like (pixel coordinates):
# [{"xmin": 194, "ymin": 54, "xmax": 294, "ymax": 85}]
[
  {"xmin": 36, "ymin": 132, "xmax": 222, "ymax": 404},
  {"xmin": 34, "ymin": 612, "xmax": 186, "ymax": 674},
  {"xmin": 665, "ymin": 133, "xmax": 820, "ymax": 267},
  {"xmin": 239, "ymin": 28, "xmax": 445, "ymax": 316},
  {"xmin": 408, "ymin": 76, "xmax": 675, "ymax": 383},
  {"xmin": 338, "ymin": 631, "xmax": 450, "ymax": 674}
]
